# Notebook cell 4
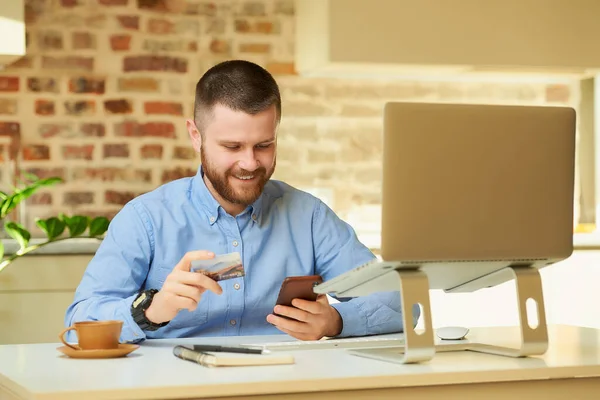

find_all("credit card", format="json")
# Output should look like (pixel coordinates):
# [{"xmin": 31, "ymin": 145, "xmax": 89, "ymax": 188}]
[{"xmin": 190, "ymin": 252, "xmax": 244, "ymax": 281}]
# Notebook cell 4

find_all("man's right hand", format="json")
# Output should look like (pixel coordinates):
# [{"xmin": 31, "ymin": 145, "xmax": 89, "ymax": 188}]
[{"xmin": 145, "ymin": 250, "xmax": 223, "ymax": 324}]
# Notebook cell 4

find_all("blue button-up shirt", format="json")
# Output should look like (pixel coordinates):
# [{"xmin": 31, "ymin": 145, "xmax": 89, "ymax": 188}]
[{"xmin": 65, "ymin": 167, "xmax": 405, "ymax": 342}]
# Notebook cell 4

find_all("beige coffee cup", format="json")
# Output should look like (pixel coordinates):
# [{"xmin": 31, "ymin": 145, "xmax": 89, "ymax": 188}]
[{"xmin": 59, "ymin": 320, "xmax": 123, "ymax": 350}]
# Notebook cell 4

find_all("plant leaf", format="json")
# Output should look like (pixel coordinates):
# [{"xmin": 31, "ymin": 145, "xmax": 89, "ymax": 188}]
[
  {"xmin": 15, "ymin": 177, "xmax": 63, "ymax": 198},
  {"xmin": 0, "ymin": 239, "xmax": 4, "ymax": 261},
  {"xmin": 0, "ymin": 198, "xmax": 7, "ymax": 218},
  {"xmin": 0, "ymin": 177, "xmax": 63, "ymax": 220},
  {"xmin": 15, "ymin": 186, "xmax": 41, "ymax": 200},
  {"xmin": 4, "ymin": 222, "xmax": 31, "ymax": 250},
  {"xmin": 0, "ymin": 191, "xmax": 7, "ymax": 200},
  {"xmin": 36, "ymin": 177, "xmax": 64, "ymax": 187},
  {"xmin": 0, "ymin": 259, "xmax": 10, "ymax": 274},
  {"xmin": 63, "ymin": 215, "xmax": 89, "ymax": 237},
  {"xmin": 36, "ymin": 217, "xmax": 66, "ymax": 240},
  {"xmin": 89, "ymin": 217, "xmax": 110, "ymax": 237},
  {"xmin": 0, "ymin": 195, "xmax": 19, "ymax": 219}
]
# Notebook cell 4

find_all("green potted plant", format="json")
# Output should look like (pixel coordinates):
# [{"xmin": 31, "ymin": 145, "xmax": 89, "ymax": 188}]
[{"xmin": 0, "ymin": 173, "xmax": 109, "ymax": 274}]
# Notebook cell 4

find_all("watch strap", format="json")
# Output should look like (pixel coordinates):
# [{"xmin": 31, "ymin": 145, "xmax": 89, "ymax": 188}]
[{"xmin": 131, "ymin": 289, "xmax": 169, "ymax": 331}]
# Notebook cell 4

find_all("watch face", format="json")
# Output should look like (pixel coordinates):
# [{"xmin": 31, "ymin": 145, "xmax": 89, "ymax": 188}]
[{"xmin": 133, "ymin": 292, "xmax": 147, "ymax": 308}]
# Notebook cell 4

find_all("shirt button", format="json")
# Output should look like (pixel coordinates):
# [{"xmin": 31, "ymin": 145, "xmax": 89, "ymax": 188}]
[
  {"xmin": 232, "ymin": 240, "xmax": 238, "ymax": 247},
  {"xmin": 234, "ymin": 283, "xmax": 240, "ymax": 290},
  {"xmin": 230, "ymin": 319, "xmax": 236, "ymax": 326},
  {"xmin": 209, "ymin": 216, "xmax": 215, "ymax": 223},
  {"xmin": 252, "ymin": 214, "xmax": 257, "ymax": 221}
]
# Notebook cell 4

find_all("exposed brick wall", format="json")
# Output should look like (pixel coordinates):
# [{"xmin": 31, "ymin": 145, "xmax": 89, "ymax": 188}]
[{"xmin": 0, "ymin": 0, "xmax": 581, "ymax": 240}]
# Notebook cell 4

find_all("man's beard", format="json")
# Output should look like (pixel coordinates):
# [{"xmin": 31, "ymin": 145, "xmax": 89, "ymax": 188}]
[{"xmin": 201, "ymin": 147, "xmax": 275, "ymax": 206}]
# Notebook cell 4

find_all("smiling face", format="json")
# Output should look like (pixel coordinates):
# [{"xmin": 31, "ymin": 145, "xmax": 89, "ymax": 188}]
[{"xmin": 187, "ymin": 103, "xmax": 278, "ymax": 215}]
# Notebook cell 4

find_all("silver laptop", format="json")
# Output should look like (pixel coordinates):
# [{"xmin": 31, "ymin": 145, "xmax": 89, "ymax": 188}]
[{"xmin": 317, "ymin": 102, "xmax": 576, "ymax": 294}]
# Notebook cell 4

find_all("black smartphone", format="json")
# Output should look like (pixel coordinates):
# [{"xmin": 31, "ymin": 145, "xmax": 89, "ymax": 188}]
[{"xmin": 275, "ymin": 275, "xmax": 323, "ymax": 307}]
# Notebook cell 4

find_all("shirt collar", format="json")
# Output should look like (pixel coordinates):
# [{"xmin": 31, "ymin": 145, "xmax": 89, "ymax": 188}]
[{"xmin": 192, "ymin": 165, "xmax": 265, "ymax": 225}]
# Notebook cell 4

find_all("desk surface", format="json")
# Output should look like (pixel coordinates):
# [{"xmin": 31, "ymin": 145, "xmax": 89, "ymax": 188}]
[{"xmin": 1, "ymin": 325, "xmax": 600, "ymax": 400}]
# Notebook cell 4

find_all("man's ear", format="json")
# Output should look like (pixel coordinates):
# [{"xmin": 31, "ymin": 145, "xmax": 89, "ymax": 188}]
[{"xmin": 186, "ymin": 119, "xmax": 202, "ymax": 153}]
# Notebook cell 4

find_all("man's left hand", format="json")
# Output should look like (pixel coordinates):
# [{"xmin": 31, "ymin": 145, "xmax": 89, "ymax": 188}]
[{"xmin": 266, "ymin": 295, "xmax": 342, "ymax": 340}]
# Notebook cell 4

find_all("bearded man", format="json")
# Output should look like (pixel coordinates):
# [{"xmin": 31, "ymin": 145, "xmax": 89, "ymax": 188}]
[{"xmin": 65, "ymin": 60, "xmax": 408, "ymax": 342}]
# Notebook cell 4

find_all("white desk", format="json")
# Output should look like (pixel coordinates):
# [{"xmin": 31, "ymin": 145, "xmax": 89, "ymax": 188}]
[{"xmin": 1, "ymin": 325, "xmax": 600, "ymax": 400}]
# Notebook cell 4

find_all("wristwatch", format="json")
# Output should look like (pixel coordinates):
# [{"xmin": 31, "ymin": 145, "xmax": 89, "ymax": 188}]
[{"xmin": 131, "ymin": 289, "xmax": 169, "ymax": 331}]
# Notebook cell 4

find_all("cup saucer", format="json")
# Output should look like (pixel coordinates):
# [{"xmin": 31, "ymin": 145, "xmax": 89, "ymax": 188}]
[{"xmin": 57, "ymin": 343, "xmax": 140, "ymax": 359}]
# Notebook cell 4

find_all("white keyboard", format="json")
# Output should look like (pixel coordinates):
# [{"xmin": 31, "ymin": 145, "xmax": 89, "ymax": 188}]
[{"xmin": 240, "ymin": 335, "xmax": 405, "ymax": 351}]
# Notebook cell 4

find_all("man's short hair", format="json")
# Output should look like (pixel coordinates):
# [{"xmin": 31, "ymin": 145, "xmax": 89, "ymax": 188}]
[{"xmin": 194, "ymin": 60, "xmax": 281, "ymax": 135}]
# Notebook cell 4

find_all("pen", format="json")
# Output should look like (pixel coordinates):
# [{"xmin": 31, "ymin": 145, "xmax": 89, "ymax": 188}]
[{"xmin": 192, "ymin": 344, "xmax": 264, "ymax": 354}]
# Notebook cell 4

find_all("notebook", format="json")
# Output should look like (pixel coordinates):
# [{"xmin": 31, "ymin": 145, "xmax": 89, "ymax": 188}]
[{"xmin": 173, "ymin": 345, "xmax": 295, "ymax": 367}]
